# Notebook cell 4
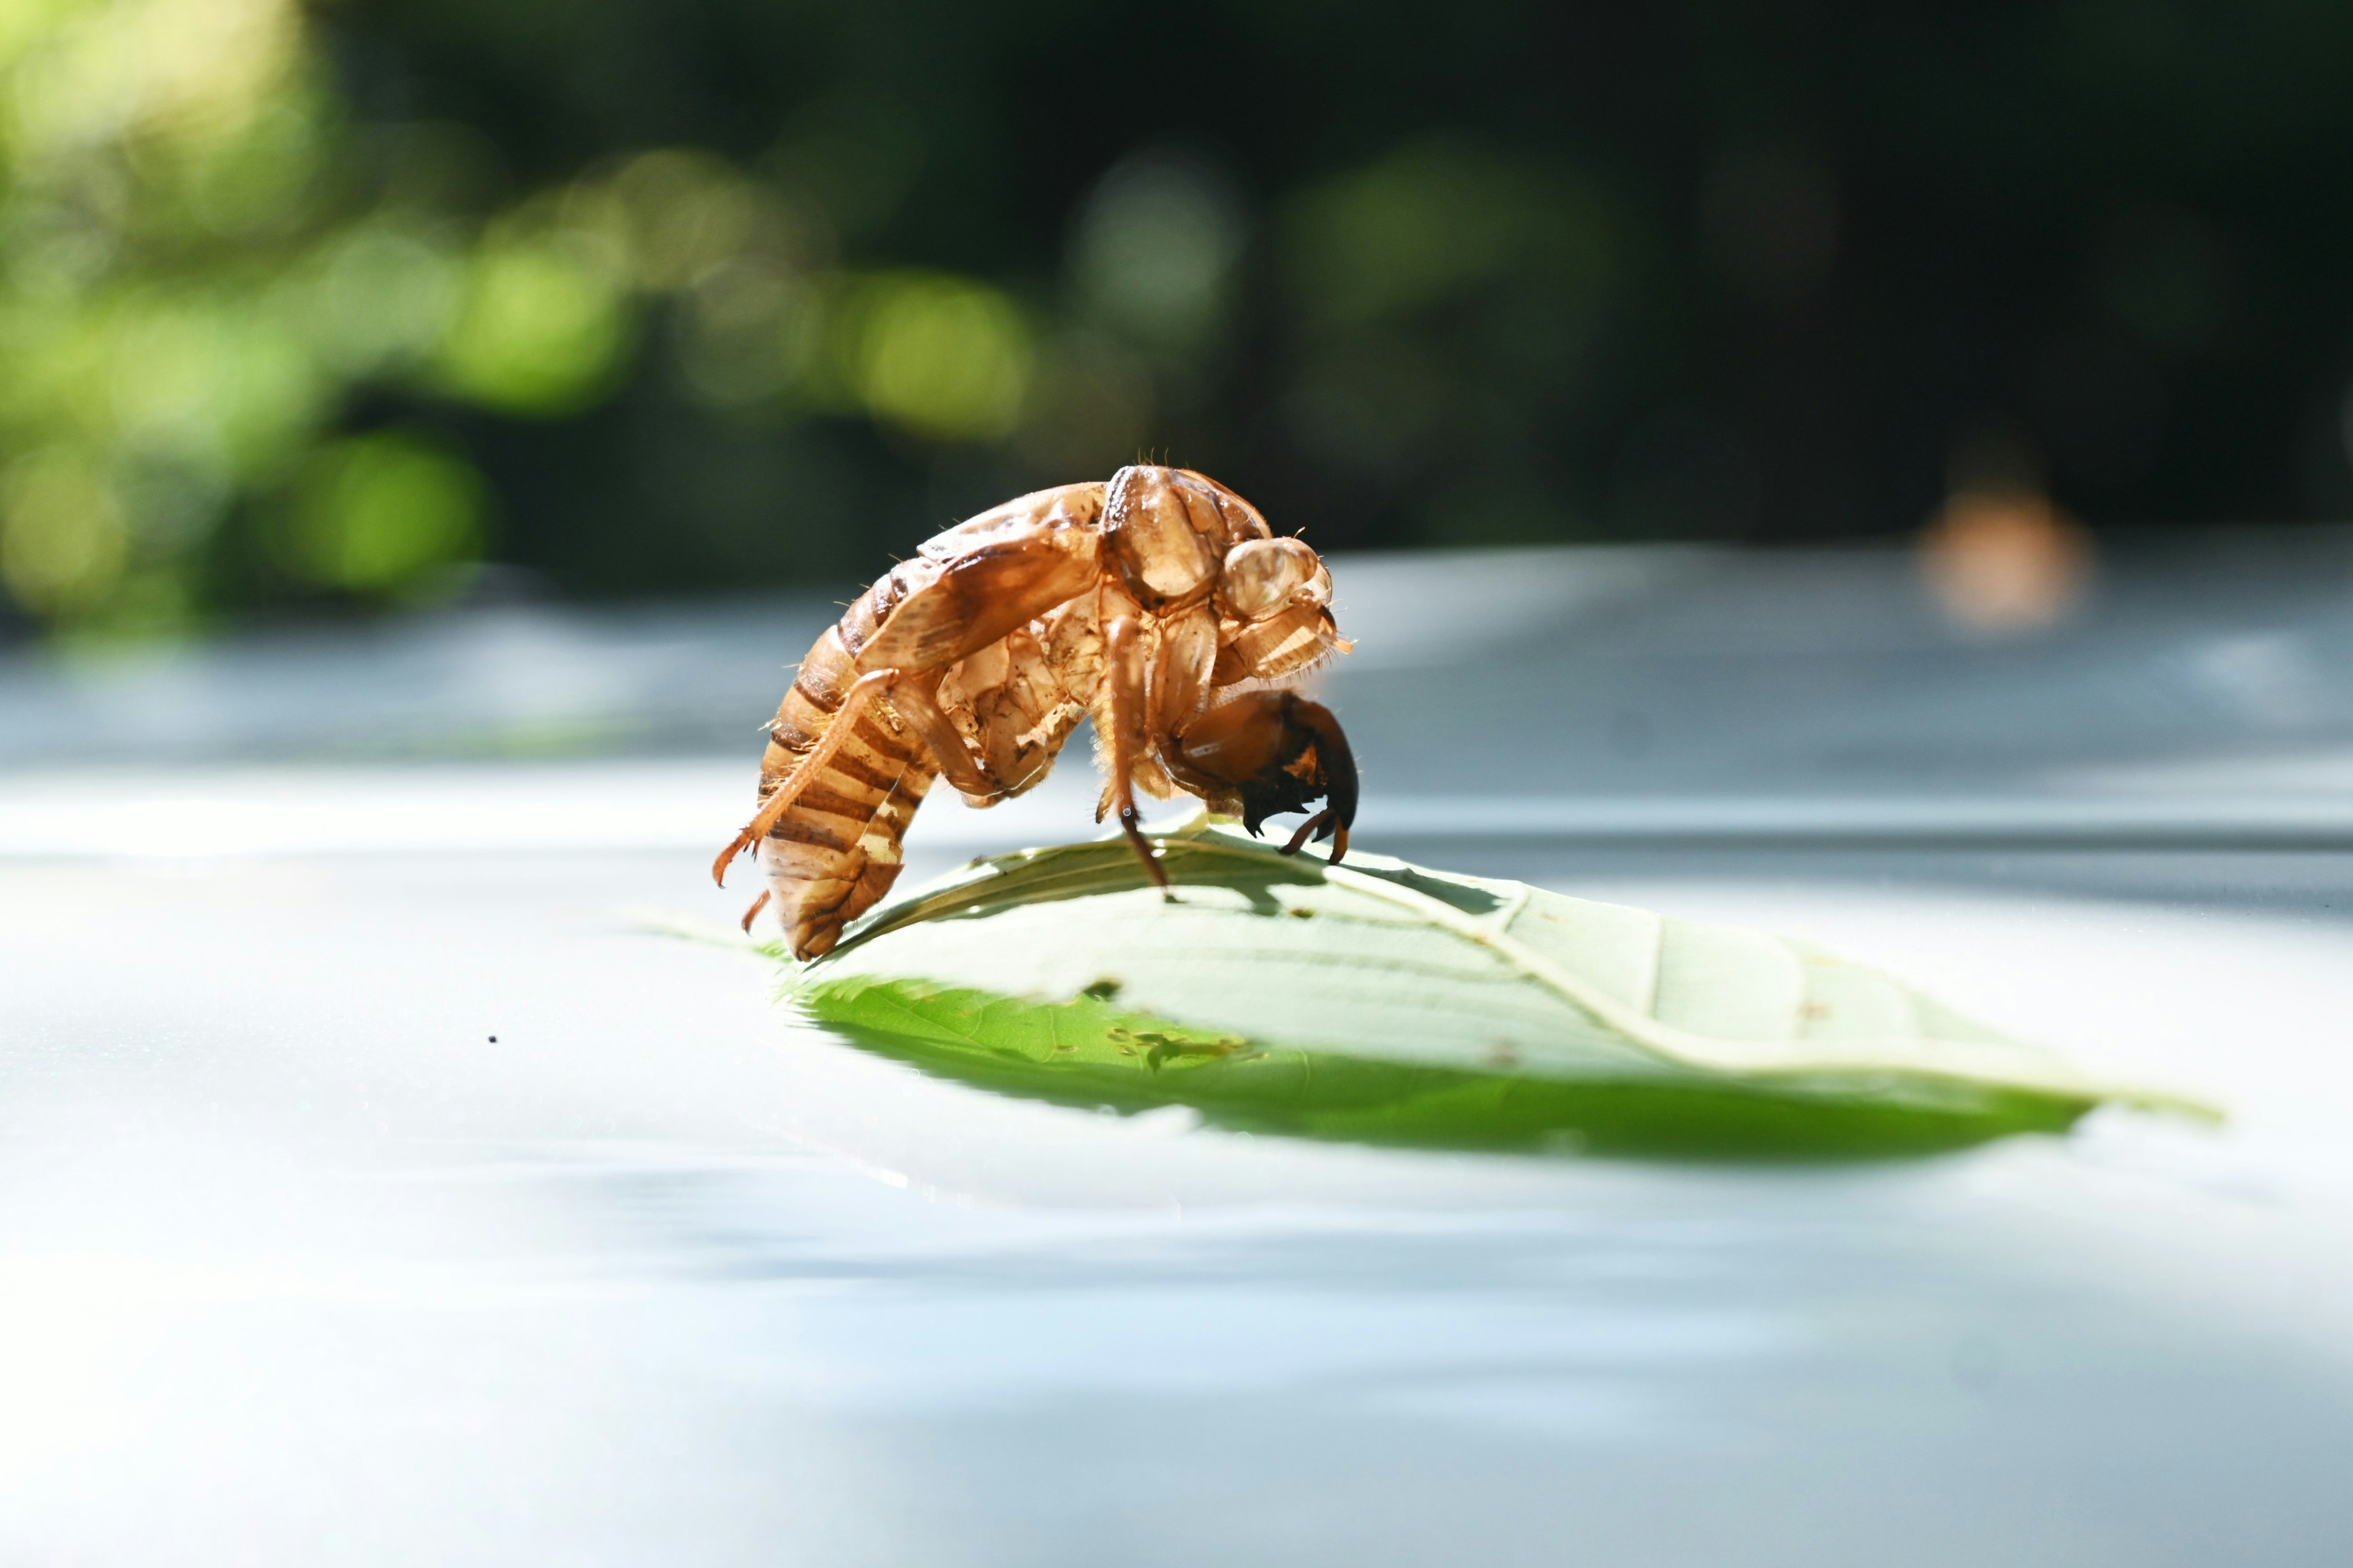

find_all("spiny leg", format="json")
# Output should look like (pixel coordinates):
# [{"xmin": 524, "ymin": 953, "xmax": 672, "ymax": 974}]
[
  {"xmin": 1102, "ymin": 613, "xmax": 1171, "ymax": 892},
  {"xmin": 713, "ymin": 667, "xmax": 898, "ymax": 886}
]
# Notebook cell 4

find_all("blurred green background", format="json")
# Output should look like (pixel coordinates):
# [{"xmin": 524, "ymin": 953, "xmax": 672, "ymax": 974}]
[{"xmin": 7, "ymin": 0, "xmax": 2353, "ymax": 639}]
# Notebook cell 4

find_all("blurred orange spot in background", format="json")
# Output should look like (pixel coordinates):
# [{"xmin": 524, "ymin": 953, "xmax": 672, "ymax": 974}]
[{"xmin": 1918, "ymin": 488, "xmax": 2094, "ymax": 634}]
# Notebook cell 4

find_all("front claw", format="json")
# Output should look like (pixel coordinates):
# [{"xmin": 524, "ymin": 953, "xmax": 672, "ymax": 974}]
[
  {"xmin": 1171, "ymin": 691, "xmax": 1358, "ymax": 868},
  {"xmin": 1279, "ymin": 808, "xmax": 1349, "ymax": 864}
]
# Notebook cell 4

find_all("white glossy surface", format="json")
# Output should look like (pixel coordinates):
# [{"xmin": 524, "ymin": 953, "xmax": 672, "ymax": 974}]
[{"xmin": 6, "ymin": 538, "xmax": 2353, "ymax": 1564}]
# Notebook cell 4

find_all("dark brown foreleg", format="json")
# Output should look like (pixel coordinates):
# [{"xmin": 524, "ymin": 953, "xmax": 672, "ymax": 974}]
[
  {"xmin": 1275, "ymin": 699, "xmax": 1357, "ymax": 865},
  {"xmin": 1280, "ymin": 810, "xmax": 1346, "ymax": 862},
  {"xmin": 1169, "ymin": 691, "xmax": 1356, "ymax": 865},
  {"xmin": 1102, "ymin": 613, "xmax": 1171, "ymax": 892}
]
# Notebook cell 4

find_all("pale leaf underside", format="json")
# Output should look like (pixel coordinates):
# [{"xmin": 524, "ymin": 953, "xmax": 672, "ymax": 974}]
[{"xmin": 779, "ymin": 814, "xmax": 2216, "ymax": 1157}]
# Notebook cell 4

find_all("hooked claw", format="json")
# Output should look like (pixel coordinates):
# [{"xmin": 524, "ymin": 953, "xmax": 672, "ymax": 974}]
[{"xmin": 1278, "ymin": 807, "xmax": 1349, "ymax": 865}]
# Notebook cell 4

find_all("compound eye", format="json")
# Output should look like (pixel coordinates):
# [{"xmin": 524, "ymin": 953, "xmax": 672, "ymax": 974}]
[{"xmin": 1217, "ymin": 537, "xmax": 1317, "ymax": 621}]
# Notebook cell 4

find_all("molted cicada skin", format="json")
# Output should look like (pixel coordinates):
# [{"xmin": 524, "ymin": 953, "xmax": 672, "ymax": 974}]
[{"xmin": 716, "ymin": 466, "xmax": 1358, "ymax": 958}]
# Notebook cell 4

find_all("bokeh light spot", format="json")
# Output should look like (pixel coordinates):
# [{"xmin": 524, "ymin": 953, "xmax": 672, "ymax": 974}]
[
  {"xmin": 1919, "ymin": 491, "xmax": 2093, "ymax": 633},
  {"xmin": 847, "ymin": 272, "xmax": 1032, "ymax": 442},
  {"xmin": 436, "ymin": 241, "xmax": 632, "ymax": 416},
  {"xmin": 110, "ymin": 300, "xmax": 237, "ymax": 450},
  {"xmin": 179, "ymin": 87, "xmax": 325, "ymax": 235},
  {"xmin": 605, "ymin": 149, "xmax": 769, "ymax": 293},
  {"xmin": 1, "ymin": 450, "xmax": 130, "ymax": 615},
  {"xmin": 674, "ymin": 261, "xmax": 804, "ymax": 409},
  {"xmin": 276, "ymin": 432, "xmax": 488, "ymax": 594},
  {"xmin": 1070, "ymin": 151, "xmax": 1245, "ymax": 354},
  {"xmin": 1283, "ymin": 138, "xmax": 1610, "ymax": 331},
  {"xmin": 296, "ymin": 222, "xmax": 463, "ymax": 376},
  {"xmin": 8, "ymin": 0, "xmax": 300, "ymax": 158}
]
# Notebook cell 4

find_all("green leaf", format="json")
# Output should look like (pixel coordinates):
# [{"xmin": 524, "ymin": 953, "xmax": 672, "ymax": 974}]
[{"xmin": 783, "ymin": 814, "xmax": 2216, "ymax": 1159}]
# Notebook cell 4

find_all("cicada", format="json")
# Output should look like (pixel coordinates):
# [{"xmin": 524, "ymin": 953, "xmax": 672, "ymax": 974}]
[{"xmin": 716, "ymin": 464, "xmax": 1360, "ymax": 958}]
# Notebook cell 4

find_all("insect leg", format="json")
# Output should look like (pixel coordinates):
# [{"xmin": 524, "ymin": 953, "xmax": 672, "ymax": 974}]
[
  {"xmin": 713, "ymin": 667, "xmax": 898, "ymax": 885},
  {"xmin": 884, "ymin": 672, "xmax": 1018, "ymax": 803},
  {"xmin": 1281, "ymin": 810, "xmax": 1346, "ymax": 861},
  {"xmin": 1275, "ymin": 700, "xmax": 1356, "ymax": 865},
  {"xmin": 738, "ymin": 889, "xmax": 771, "ymax": 933},
  {"xmin": 1102, "ymin": 613, "xmax": 1172, "ymax": 891}
]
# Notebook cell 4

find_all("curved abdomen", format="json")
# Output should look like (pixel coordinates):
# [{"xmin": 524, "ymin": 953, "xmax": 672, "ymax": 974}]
[{"xmin": 756, "ymin": 579, "xmax": 939, "ymax": 958}]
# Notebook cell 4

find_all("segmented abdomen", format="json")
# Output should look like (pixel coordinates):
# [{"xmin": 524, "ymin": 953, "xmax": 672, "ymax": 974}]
[{"xmin": 757, "ymin": 577, "xmax": 938, "ymax": 958}]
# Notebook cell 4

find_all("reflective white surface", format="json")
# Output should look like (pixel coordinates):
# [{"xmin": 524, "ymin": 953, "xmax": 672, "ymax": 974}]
[{"xmin": 6, "ymin": 539, "xmax": 2353, "ymax": 1564}]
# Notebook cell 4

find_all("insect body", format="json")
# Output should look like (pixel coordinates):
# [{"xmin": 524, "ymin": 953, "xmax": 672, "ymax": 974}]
[{"xmin": 716, "ymin": 465, "xmax": 1360, "ymax": 958}]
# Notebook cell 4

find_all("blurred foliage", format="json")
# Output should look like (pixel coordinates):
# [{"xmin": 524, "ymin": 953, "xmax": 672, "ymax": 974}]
[{"xmin": 9, "ymin": 0, "xmax": 2353, "ymax": 636}]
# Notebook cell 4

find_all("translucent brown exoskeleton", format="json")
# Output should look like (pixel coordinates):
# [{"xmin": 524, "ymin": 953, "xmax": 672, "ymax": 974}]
[{"xmin": 714, "ymin": 465, "xmax": 1361, "ymax": 958}]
